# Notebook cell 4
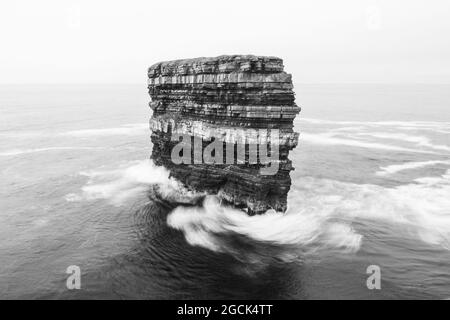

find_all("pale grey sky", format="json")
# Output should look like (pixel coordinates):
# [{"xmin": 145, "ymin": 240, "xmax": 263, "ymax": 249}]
[{"xmin": 1, "ymin": 0, "xmax": 449, "ymax": 84}]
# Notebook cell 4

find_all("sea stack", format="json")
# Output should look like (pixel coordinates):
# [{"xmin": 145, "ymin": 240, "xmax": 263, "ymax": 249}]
[{"xmin": 148, "ymin": 55, "xmax": 300, "ymax": 214}]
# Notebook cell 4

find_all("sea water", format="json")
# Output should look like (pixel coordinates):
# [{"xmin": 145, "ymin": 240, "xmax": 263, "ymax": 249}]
[{"xmin": 0, "ymin": 84, "xmax": 449, "ymax": 299}]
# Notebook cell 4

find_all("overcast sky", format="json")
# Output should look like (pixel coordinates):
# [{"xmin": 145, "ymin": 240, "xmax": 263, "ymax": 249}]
[{"xmin": 1, "ymin": 0, "xmax": 449, "ymax": 84}]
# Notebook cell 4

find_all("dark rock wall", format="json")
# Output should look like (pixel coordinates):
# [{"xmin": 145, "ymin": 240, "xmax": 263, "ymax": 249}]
[{"xmin": 148, "ymin": 55, "xmax": 300, "ymax": 214}]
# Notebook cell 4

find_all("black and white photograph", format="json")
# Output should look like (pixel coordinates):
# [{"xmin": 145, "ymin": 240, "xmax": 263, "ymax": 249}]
[{"xmin": 0, "ymin": 0, "xmax": 449, "ymax": 305}]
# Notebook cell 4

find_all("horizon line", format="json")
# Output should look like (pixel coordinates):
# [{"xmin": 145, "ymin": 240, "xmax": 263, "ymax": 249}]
[{"xmin": 1, "ymin": 82, "xmax": 450, "ymax": 86}]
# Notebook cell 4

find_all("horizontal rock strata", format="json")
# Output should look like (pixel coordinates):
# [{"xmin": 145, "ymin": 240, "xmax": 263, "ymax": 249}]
[
  {"xmin": 148, "ymin": 55, "xmax": 299, "ymax": 123},
  {"xmin": 148, "ymin": 55, "xmax": 300, "ymax": 214}
]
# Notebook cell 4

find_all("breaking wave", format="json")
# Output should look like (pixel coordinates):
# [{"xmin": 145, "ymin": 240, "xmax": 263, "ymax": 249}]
[
  {"xmin": 65, "ymin": 158, "xmax": 450, "ymax": 258},
  {"xmin": 167, "ymin": 195, "xmax": 362, "ymax": 258},
  {"xmin": 356, "ymin": 132, "xmax": 450, "ymax": 152},
  {"xmin": 167, "ymin": 170, "xmax": 450, "ymax": 256},
  {"xmin": 299, "ymin": 118, "xmax": 450, "ymax": 128},
  {"xmin": 65, "ymin": 159, "xmax": 202, "ymax": 206},
  {"xmin": 297, "ymin": 172, "xmax": 450, "ymax": 250},
  {"xmin": 0, "ymin": 146, "xmax": 101, "ymax": 156},
  {"xmin": 0, "ymin": 124, "xmax": 149, "ymax": 140},
  {"xmin": 63, "ymin": 123, "xmax": 148, "ymax": 137},
  {"xmin": 377, "ymin": 160, "xmax": 450, "ymax": 176},
  {"xmin": 65, "ymin": 159, "xmax": 173, "ymax": 206},
  {"xmin": 300, "ymin": 133, "xmax": 437, "ymax": 154}
]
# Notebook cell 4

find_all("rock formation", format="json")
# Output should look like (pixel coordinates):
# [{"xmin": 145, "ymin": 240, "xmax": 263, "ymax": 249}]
[{"xmin": 148, "ymin": 55, "xmax": 300, "ymax": 214}]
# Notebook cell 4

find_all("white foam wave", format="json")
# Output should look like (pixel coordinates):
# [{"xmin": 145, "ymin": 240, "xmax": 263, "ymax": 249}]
[
  {"xmin": 0, "ymin": 131, "xmax": 48, "ymax": 138},
  {"xmin": 167, "ymin": 170, "xmax": 450, "ymax": 255},
  {"xmin": 301, "ymin": 133, "xmax": 436, "ymax": 154},
  {"xmin": 328, "ymin": 126, "xmax": 367, "ymax": 132},
  {"xmin": 0, "ymin": 147, "xmax": 100, "ymax": 156},
  {"xmin": 63, "ymin": 123, "xmax": 148, "ymax": 137},
  {"xmin": 0, "ymin": 123, "xmax": 149, "ymax": 140},
  {"xmin": 168, "ymin": 195, "xmax": 363, "ymax": 256},
  {"xmin": 377, "ymin": 160, "xmax": 450, "ymax": 176},
  {"xmin": 300, "ymin": 118, "xmax": 450, "ymax": 128},
  {"xmin": 357, "ymin": 132, "xmax": 450, "ymax": 152},
  {"xmin": 65, "ymin": 157, "xmax": 450, "ymax": 256},
  {"xmin": 295, "ymin": 172, "xmax": 450, "ymax": 250},
  {"xmin": 67, "ymin": 157, "xmax": 207, "ymax": 207},
  {"xmin": 66, "ymin": 159, "xmax": 181, "ymax": 206}
]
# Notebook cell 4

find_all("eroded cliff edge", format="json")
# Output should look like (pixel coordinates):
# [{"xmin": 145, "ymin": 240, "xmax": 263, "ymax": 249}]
[{"xmin": 148, "ymin": 55, "xmax": 300, "ymax": 214}]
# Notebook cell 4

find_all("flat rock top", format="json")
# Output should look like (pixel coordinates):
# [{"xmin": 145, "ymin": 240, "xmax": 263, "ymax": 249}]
[{"xmin": 148, "ymin": 55, "xmax": 285, "ymax": 77}]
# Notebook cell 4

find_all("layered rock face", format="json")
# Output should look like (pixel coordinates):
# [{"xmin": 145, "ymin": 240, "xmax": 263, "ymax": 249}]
[{"xmin": 148, "ymin": 55, "xmax": 300, "ymax": 214}]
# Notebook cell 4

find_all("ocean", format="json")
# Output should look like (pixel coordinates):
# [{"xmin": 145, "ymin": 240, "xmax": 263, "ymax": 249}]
[{"xmin": 0, "ymin": 84, "xmax": 449, "ymax": 299}]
